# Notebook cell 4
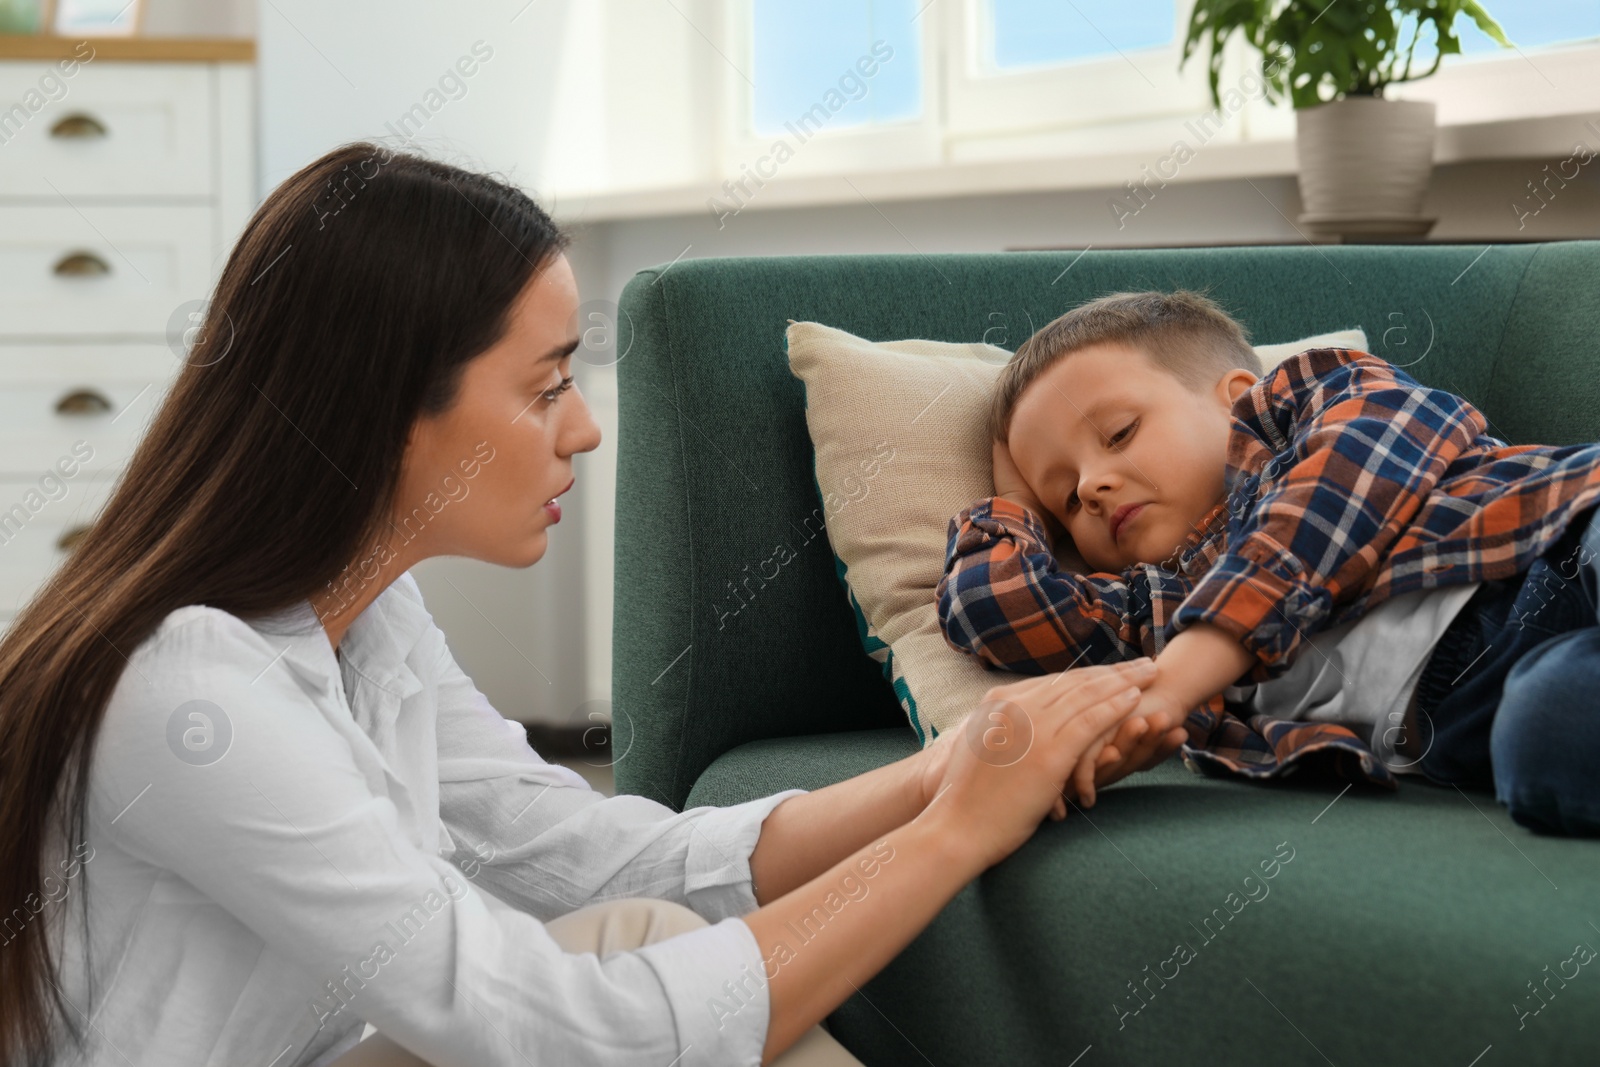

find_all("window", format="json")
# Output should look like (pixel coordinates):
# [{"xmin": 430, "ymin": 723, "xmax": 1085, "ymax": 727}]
[
  {"xmin": 944, "ymin": 0, "xmax": 1214, "ymax": 141},
  {"xmin": 711, "ymin": 0, "xmax": 1600, "ymax": 190},
  {"xmin": 750, "ymin": 0, "xmax": 923, "ymax": 136},
  {"xmin": 983, "ymin": 0, "xmax": 1175, "ymax": 71},
  {"xmin": 1458, "ymin": 0, "xmax": 1600, "ymax": 54},
  {"xmin": 1382, "ymin": 0, "xmax": 1600, "ymax": 126},
  {"xmin": 719, "ymin": 0, "xmax": 940, "ymax": 179}
]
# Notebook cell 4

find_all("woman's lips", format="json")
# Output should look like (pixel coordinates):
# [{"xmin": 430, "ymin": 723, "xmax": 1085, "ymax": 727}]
[{"xmin": 544, "ymin": 478, "xmax": 574, "ymax": 523}]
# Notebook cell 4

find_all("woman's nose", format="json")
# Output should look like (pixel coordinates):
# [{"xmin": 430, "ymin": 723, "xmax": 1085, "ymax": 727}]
[{"xmin": 562, "ymin": 392, "xmax": 603, "ymax": 456}]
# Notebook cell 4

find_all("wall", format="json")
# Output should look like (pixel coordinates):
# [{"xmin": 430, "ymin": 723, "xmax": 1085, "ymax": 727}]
[{"xmin": 256, "ymin": 0, "xmax": 594, "ymax": 724}]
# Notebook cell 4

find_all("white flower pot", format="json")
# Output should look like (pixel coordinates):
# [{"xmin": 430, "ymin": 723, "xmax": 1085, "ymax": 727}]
[{"xmin": 1295, "ymin": 96, "xmax": 1438, "ymax": 237}]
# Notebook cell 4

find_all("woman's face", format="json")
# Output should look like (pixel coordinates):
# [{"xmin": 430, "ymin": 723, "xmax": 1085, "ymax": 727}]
[{"xmin": 394, "ymin": 252, "xmax": 600, "ymax": 569}]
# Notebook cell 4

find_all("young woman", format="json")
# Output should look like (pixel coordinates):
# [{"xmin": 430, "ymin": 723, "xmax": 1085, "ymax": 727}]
[{"xmin": 0, "ymin": 142, "xmax": 1174, "ymax": 1067}]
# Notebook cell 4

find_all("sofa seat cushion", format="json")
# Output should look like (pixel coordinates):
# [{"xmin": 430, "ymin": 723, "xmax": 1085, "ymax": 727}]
[{"xmin": 689, "ymin": 731, "xmax": 1600, "ymax": 1066}]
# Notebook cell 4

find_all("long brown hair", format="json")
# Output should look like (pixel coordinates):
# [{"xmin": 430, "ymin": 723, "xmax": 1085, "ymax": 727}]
[{"xmin": 0, "ymin": 141, "xmax": 568, "ymax": 1062}]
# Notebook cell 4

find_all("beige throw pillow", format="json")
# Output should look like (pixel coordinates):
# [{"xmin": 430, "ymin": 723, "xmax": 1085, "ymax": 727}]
[{"xmin": 785, "ymin": 322, "xmax": 1368, "ymax": 744}]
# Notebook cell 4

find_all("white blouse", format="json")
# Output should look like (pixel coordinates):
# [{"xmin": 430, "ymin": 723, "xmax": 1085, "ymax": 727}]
[{"xmin": 55, "ymin": 571, "xmax": 806, "ymax": 1066}]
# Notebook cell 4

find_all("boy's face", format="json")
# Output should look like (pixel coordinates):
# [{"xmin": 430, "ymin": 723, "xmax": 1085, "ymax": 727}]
[{"xmin": 1007, "ymin": 341, "xmax": 1257, "ymax": 573}]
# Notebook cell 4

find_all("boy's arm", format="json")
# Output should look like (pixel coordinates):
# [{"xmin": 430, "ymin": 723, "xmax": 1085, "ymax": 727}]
[
  {"xmin": 936, "ymin": 496, "xmax": 1193, "ymax": 673},
  {"xmin": 1171, "ymin": 347, "xmax": 1489, "ymax": 684},
  {"xmin": 1147, "ymin": 621, "xmax": 1257, "ymax": 711}
]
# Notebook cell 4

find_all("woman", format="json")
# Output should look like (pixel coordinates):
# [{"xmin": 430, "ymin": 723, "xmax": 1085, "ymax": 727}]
[{"xmin": 0, "ymin": 143, "xmax": 1176, "ymax": 1067}]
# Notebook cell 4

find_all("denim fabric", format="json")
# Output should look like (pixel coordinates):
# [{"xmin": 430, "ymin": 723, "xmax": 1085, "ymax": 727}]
[{"xmin": 1411, "ymin": 503, "xmax": 1600, "ymax": 834}]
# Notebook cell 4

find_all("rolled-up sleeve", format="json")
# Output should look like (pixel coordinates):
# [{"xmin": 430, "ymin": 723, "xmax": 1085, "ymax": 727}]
[
  {"xmin": 636, "ymin": 913, "xmax": 775, "ymax": 1064},
  {"xmin": 936, "ymin": 495, "xmax": 1193, "ymax": 671},
  {"xmin": 92, "ymin": 609, "xmax": 798, "ymax": 1067}
]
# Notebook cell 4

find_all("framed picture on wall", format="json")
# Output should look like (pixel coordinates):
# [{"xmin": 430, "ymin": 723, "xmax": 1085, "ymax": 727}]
[{"xmin": 49, "ymin": 0, "xmax": 145, "ymax": 36}]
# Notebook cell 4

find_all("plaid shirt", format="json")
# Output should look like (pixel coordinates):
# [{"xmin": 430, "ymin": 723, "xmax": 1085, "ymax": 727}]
[{"xmin": 936, "ymin": 347, "xmax": 1600, "ymax": 787}]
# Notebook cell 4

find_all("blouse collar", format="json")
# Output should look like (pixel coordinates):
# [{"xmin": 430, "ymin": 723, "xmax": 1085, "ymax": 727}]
[{"xmin": 247, "ymin": 573, "xmax": 432, "ymax": 699}]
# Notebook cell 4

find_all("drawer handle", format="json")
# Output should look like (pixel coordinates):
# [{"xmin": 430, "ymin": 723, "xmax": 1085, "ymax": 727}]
[
  {"xmin": 55, "ymin": 389, "xmax": 112, "ymax": 416},
  {"xmin": 56, "ymin": 525, "xmax": 90, "ymax": 552},
  {"xmin": 53, "ymin": 251, "xmax": 111, "ymax": 277},
  {"xmin": 50, "ymin": 113, "xmax": 108, "ymax": 139}
]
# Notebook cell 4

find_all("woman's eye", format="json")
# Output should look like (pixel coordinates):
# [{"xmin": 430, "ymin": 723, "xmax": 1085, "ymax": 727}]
[
  {"xmin": 1064, "ymin": 490, "xmax": 1079, "ymax": 510},
  {"xmin": 541, "ymin": 375, "xmax": 575, "ymax": 403}
]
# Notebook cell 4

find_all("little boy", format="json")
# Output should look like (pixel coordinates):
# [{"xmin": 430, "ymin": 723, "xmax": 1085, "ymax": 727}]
[{"xmin": 936, "ymin": 290, "xmax": 1600, "ymax": 836}]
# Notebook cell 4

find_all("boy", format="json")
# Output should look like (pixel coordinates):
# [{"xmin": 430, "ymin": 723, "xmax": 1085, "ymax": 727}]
[{"xmin": 936, "ymin": 290, "xmax": 1600, "ymax": 836}]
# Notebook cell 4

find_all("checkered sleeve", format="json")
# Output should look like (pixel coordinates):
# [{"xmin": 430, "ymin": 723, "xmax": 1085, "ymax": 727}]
[
  {"xmin": 1171, "ymin": 348, "xmax": 1489, "ymax": 682},
  {"xmin": 936, "ymin": 496, "xmax": 1195, "ymax": 674}
]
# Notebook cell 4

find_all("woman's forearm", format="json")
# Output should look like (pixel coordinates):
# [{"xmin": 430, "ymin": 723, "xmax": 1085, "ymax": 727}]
[
  {"xmin": 743, "ymin": 811, "xmax": 977, "ymax": 1064},
  {"xmin": 746, "ymin": 750, "xmax": 925, "ymax": 904}
]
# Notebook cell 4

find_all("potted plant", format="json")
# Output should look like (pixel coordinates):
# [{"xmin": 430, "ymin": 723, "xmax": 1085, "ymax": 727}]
[{"xmin": 1182, "ymin": 0, "xmax": 1511, "ymax": 237}]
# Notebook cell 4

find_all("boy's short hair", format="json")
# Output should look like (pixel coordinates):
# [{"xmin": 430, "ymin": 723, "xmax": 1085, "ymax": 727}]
[{"xmin": 987, "ymin": 290, "xmax": 1263, "ymax": 443}]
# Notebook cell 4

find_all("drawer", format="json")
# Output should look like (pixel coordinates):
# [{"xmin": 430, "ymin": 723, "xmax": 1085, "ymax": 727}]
[
  {"xmin": 0, "ymin": 61, "xmax": 213, "ymax": 198},
  {"xmin": 0, "ymin": 475, "xmax": 116, "ymax": 616},
  {"xmin": 0, "ymin": 205, "xmax": 215, "ymax": 337},
  {"xmin": 0, "ymin": 340, "xmax": 180, "ymax": 384},
  {"xmin": 0, "ymin": 377, "xmax": 171, "ymax": 476}
]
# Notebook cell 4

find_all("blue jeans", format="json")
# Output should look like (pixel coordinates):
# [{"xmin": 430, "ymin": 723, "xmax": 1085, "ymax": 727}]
[{"xmin": 1409, "ymin": 502, "xmax": 1600, "ymax": 835}]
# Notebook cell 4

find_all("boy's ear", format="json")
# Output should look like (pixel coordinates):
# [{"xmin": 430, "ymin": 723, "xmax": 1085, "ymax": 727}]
[{"xmin": 1219, "ymin": 368, "xmax": 1257, "ymax": 406}]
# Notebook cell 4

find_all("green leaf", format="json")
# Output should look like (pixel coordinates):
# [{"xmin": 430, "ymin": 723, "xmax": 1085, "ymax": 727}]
[
  {"xmin": 1462, "ymin": 1, "xmax": 1513, "ymax": 47},
  {"xmin": 1177, "ymin": 0, "xmax": 1520, "ymax": 107}
]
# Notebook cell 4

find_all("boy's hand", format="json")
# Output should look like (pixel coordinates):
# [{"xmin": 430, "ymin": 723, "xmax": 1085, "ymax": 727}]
[
  {"xmin": 992, "ymin": 438, "xmax": 1062, "ymax": 539},
  {"xmin": 1068, "ymin": 687, "xmax": 1190, "ymax": 808}
]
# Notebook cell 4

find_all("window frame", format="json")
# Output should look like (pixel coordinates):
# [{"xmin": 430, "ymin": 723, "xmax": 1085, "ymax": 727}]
[
  {"xmin": 716, "ymin": 0, "xmax": 944, "ymax": 182},
  {"xmin": 714, "ymin": 1, "xmax": 1600, "ymax": 191},
  {"xmin": 942, "ymin": 0, "xmax": 1215, "ymax": 139}
]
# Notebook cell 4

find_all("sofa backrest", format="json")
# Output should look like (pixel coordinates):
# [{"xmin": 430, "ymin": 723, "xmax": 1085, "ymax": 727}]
[{"xmin": 613, "ymin": 241, "xmax": 1600, "ymax": 807}]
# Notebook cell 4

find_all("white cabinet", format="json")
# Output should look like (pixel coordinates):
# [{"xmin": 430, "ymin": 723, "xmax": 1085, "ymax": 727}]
[
  {"xmin": 0, "ymin": 41, "xmax": 256, "ymax": 632},
  {"xmin": 0, "ymin": 63, "xmax": 215, "ymax": 197},
  {"xmin": 0, "ymin": 204, "xmax": 217, "ymax": 335}
]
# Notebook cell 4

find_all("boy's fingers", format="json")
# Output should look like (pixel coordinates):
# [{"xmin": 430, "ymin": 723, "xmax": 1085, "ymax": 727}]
[
  {"xmin": 1133, "ymin": 728, "xmax": 1186, "ymax": 773},
  {"xmin": 1130, "ymin": 719, "xmax": 1163, "ymax": 763},
  {"xmin": 1154, "ymin": 727, "xmax": 1188, "ymax": 765},
  {"xmin": 1075, "ymin": 739, "xmax": 1107, "ymax": 807}
]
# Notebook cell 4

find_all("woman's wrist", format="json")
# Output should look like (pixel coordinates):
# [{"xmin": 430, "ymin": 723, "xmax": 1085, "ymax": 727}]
[
  {"xmin": 907, "ymin": 729, "xmax": 960, "ymax": 814},
  {"xmin": 905, "ymin": 795, "xmax": 991, "ymax": 881}
]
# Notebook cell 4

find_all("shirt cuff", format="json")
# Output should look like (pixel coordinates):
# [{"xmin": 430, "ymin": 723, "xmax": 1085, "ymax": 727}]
[
  {"xmin": 1172, "ymin": 534, "xmax": 1329, "ymax": 682},
  {"xmin": 634, "ymin": 915, "xmax": 771, "ymax": 1067},
  {"xmin": 682, "ymin": 788, "xmax": 809, "ymax": 922},
  {"xmin": 951, "ymin": 496, "xmax": 1052, "ymax": 554}
]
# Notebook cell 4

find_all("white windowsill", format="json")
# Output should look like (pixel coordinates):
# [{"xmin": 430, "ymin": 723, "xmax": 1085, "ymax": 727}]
[{"xmin": 548, "ymin": 109, "xmax": 1600, "ymax": 225}]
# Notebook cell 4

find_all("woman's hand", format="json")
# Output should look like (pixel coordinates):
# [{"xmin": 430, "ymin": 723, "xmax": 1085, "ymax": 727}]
[
  {"xmin": 918, "ymin": 658, "xmax": 1159, "ymax": 872},
  {"xmin": 748, "ymin": 658, "xmax": 1155, "ymax": 1061},
  {"xmin": 1070, "ymin": 687, "xmax": 1191, "ymax": 809}
]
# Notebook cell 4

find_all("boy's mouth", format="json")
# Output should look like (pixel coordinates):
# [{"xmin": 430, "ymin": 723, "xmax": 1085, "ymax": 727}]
[{"xmin": 1110, "ymin": 502, "xmax": 1146, "ymax": 541}]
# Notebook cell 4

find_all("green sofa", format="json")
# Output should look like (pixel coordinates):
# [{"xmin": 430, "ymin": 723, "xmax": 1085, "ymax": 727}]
[{"xmin": 612, "ymin": 242, "xmax": 1600, "ymax": 1066}]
